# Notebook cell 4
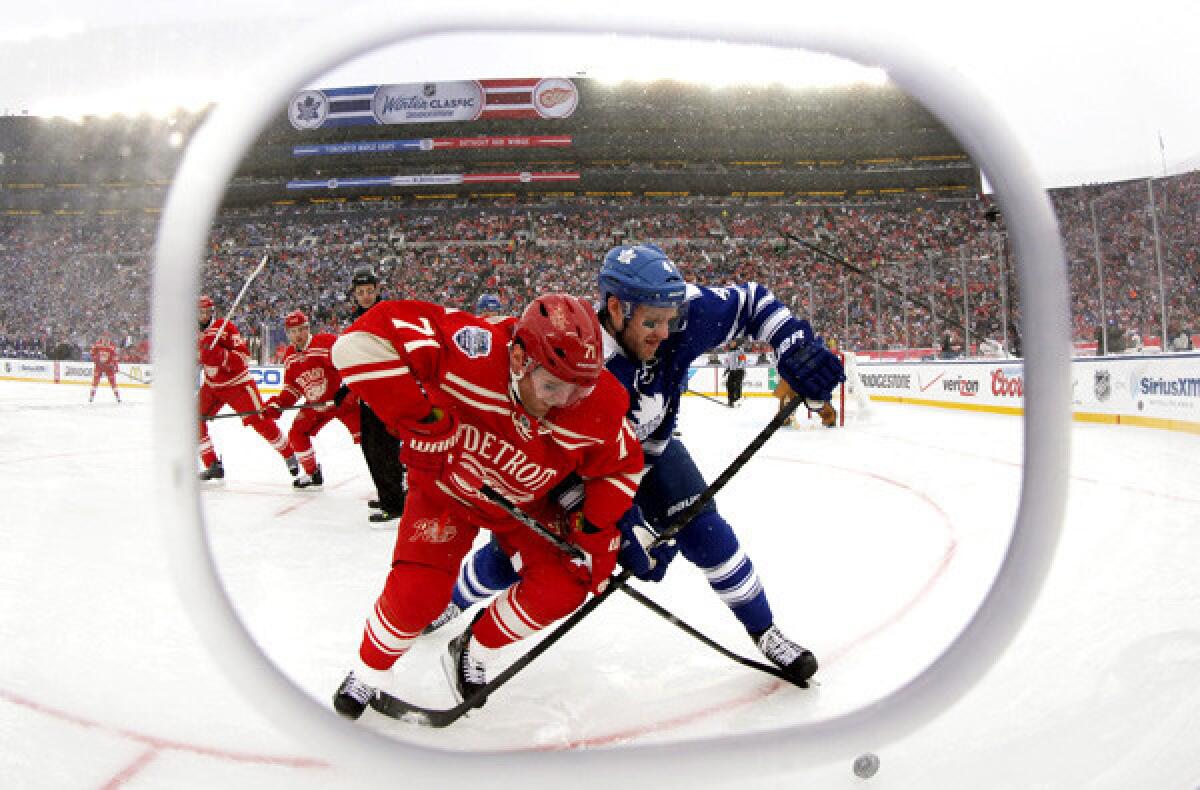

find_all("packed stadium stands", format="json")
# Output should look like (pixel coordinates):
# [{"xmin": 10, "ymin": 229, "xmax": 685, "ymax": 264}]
[{"xmin": 1, "ymin": 171, "xmax": 1196, "ymax": 361}]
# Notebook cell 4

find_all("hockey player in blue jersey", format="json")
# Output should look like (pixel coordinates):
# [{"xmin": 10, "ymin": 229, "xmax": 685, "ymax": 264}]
[{"xmin": 427, "ymin": 244, "xmax": 845, "ymax": 684}]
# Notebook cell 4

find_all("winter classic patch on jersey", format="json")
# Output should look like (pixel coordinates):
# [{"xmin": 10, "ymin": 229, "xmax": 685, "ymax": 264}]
[{"xmin": 452, "ymin": 326, "xmax": 492, "ymax": 359}]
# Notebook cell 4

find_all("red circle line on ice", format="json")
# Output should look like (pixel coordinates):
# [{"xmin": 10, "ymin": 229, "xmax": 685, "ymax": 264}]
[{"xmin": 0, "ymin": 688, "xmax": 328, "ymax": 788}]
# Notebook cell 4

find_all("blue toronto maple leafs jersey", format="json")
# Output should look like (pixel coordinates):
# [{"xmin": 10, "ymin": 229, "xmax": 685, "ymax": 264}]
[{"xmin": 603, "ymin": 281, "xmax": 810, "ymax": 466}]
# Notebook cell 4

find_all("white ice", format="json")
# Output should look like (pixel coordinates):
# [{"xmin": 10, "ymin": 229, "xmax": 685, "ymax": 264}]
[{"xmin": 2, "ymin": 379, "xmax": 1198, "ymax": 788}]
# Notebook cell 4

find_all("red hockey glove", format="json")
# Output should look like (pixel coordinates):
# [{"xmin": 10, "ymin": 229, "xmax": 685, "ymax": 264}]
[
  {"xmin": 198, "ymin": 343, "xmax": 226, "ymax": 368},
  {"xmin": 261, "ymin": 399, "xmax": 283, "ymax": 421},
  {"xmin": 567, "ymin": 512, "xmax": 621, "ymax": 595},
  {"xmin": 397, "ymin": 407, "xmax": 459, "ymax": 478}
]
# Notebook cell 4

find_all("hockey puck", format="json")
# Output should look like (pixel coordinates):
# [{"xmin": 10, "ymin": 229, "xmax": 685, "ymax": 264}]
[{"xmin": 852, "ymin": 753, "xmax": 880, "ymax": 778}]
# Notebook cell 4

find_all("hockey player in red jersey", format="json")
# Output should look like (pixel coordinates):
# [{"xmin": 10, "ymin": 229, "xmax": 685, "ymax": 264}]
[
  {"xmin": 262, "ymin": 310, "xmax": 361, "ymax": 489},
  {"xmin": 196, "ymin": 295, "xmax": 297, "ymax": 481},
  {"xmin": 88, "ymin": 335, "xmax": 121, "ymax": 403},
  {"xmin": 329, "ymin": 293, "xmax": 644, "ymax": 719}
]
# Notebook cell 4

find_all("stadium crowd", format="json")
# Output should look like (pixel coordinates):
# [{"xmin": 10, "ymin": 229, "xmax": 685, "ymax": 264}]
[{"xmin": 1, "ymin": 170, "xmax": 1196, "ymax": 362}]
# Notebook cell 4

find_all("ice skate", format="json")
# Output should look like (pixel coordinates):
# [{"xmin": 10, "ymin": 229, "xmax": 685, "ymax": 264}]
[
  {"xmin": 198, "ymin": 459, "xmax": 224, "ymax": 481},
  {"xmin": 292, "ymin": 465, "xmax": 323, "ymax": 489},
  {"xmin": 368, "ymin": 508, "xmax": 402, "ymax": 528},
  {"xmin": 754, "ymin": 624, "xmax": 818, "ymax": 686},
  {"xmin": 442, "ymin": 623, "xmax": 488, "ymax": 709},
  {"xmin": 285, "ymin": 454, "xmax": 299, "ymax": 477},
  {"xmin": 332, "ymin": 670, "xmax": 375, "ymax": 720}
]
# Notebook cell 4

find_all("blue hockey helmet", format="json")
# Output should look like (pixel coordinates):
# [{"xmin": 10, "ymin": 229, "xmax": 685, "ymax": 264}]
[
  {"xmin": 598, "ymin": 244, "xmax": 687, "ymax": 312},
  {"xmin": 475, "ymin": 293, "xmax": 503, "ymax": 314}
]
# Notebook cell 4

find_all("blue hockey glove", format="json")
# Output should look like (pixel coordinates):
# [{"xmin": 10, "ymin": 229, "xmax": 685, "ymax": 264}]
[
  {"xmin": 775, "ymin": 323, "xmax": 845, "ymax": 402},
  {"xmin": 616, "ymin": 506, "xmax": 678, "ymax": 583}
]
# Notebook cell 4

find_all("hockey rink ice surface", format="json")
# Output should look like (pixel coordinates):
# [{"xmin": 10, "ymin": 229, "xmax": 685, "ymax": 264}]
[{"xmin": 2, "ymin": 378, "xmax": 1198, "ymax": 788}]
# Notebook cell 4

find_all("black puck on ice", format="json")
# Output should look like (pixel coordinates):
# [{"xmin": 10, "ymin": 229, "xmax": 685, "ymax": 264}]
[{"xmin": 852, "ymin": 753, "xmax": 880, "ymax": 778}]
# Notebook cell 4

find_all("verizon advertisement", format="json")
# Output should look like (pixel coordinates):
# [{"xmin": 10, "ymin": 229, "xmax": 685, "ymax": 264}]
[{"xmin": 856, "ymin": 356, "xmax": 1200, "ymax": 431}]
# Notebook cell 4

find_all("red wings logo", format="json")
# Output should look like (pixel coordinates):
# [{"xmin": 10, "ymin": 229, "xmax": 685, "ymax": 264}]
[
  {"xmin": 409, "ymin": 517, "xmax": 457, "ymax": 544},
  {"xmin": 538, "ymin": 87, "xmax": 573, "ymax": 108}
]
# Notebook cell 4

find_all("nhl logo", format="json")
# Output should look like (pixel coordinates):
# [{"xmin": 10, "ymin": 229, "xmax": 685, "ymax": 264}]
[
  {"xmin": 452, "ymin": 326, "xmax": 492, "ymax": 359},
  {"xmin": 1094, "ymin": 370, "xmax": 1111, "ymax": 402},
  {"xmin": 423, "ymin": 83, "xmax": 437, "ymax": 98}
]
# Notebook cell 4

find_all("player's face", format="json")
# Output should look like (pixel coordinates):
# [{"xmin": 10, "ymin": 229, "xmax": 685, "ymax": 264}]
[
  {"xmin": 619, "ymin": 304, "xmax": 678, "ymax": 362},
  {"xmin": 286, "ymin": 325, "xmax": 310, "ymax": 348},
  {"xmin": 198, "ymin": 306, "xmax": 213, "ymax": 327},
  {"xmin": 511, "ymin": 347, "xmax": 593, "ymax": 418},
  {"xmin": 353, "ymin": 283, "xmax": 379, "ymax": 309}
]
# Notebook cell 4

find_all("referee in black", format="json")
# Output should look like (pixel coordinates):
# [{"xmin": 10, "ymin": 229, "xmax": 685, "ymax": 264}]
[
  {"xmin": 724, "ymin": 342, "xmax": 747, "ymax": 408},
  {"xmin": 345, "ymin": 267, "xmax": 407, "ymax": 526}
]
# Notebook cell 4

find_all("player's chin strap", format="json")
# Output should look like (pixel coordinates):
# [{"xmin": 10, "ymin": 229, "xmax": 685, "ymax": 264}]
[{"xmin": 369, "ymin": 394, "xmax": 807, "ymax": 727}]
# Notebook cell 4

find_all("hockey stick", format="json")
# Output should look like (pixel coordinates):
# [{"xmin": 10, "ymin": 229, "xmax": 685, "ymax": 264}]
[
  {"xmin": 685, "ymin": 387, "xmax": 729, "ymax": 407},
  {"xmin": 207, "ymin": 253, "xmax": 270, "ymax": 350},
  {"xmin": 369, "ymin": 394, "xmax": 806, "ymax": 726},
  {"xmin": 476, "ymin": 486, "xmax": 794, "ymax": 683},
  {"xmin": 617, "ymin": 584, "xmax": 797, "ymax": 683},
  {"xmin": 202, "ymin": 399, "xmax": 332, "ymax": 421},
  {"xmin": 778, "ymin": 230, "xmax": 916, "ymax": 307}
]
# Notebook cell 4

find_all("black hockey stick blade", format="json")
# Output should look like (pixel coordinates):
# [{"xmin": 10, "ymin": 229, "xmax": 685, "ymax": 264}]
[{"xmin": 368, "ymin": 690, "xmax": 472, "ymax": 728}]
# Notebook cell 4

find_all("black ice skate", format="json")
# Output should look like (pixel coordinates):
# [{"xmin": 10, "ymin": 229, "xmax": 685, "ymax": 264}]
[
  {"xmin": 753, "ymin": 624, "xmax": 818, "ymax": 686},
  {"xmin": 332, "ymin": 670, "xmax": 375, "ymax": 720},
  {"xmin": 442, "ymin": 617, "xmax": 488, "ymax": 710},
  {"xmin": 421, "ymin": 601, "xmax": 462, "ymax": 635},
  {"xmin": 368, "ymin": 500, "xmax": 404, "ymax": 527},
  {"xmin": 285, "ymin": 455, "xmax": 299, "ymax": 476},
  {"xmin": 198, "ymin": 459, "xmax": 225, "ymax": 481},
  {"xmin": 293, "ymin": 465, "xmax": 323, "ymax": 489}
]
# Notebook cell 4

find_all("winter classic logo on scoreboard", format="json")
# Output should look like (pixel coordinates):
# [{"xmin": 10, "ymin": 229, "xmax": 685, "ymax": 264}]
[
  {"xmin": 533, "ymin": 78, "xmax": 579, "ymax": 119},
  {"xmin": 372, "ymin": 81, "xmax": 484, "ymax": 125},
  {"xmin": 289, "ymin": 90, "xmax": 328, "ymax": 130}
]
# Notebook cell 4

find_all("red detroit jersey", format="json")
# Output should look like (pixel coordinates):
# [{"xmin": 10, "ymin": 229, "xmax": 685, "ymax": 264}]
[
  {"xmin": 198, "ymin": 319, "xmax": 252, "ymax": 388},
  {"xmin": 277, "ymin": 333, "xmax": 342, "ymax": 410},
  {"xmin": 332, "ymin": 300, "xmax": 643, "ymax": 532},
  {"xmin": 91, "ymin": 341, "xmax": 118, "ymax": 369}
]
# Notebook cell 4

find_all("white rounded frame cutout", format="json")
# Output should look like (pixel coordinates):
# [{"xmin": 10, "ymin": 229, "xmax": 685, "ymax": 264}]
[{"xmin": 151, "ymin": 6, "xmax": 1071, "ymax": 786}]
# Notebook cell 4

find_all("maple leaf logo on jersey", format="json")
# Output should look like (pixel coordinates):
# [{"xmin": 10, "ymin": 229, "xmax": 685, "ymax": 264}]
[{"xmin": 630, "ymin": 391, "xmax": 667, "ymax": 440}]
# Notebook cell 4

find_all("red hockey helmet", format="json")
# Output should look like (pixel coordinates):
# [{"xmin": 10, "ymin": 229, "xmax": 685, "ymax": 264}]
[
  {"xmin": 514, "ymin": 294, "xmax": 603, "ymax": 388},
  {"xmin": 284, "ymin": 310, "xmax": 309, "ymax": 329},
  {"xmin": 198, "ymin": 295, "xmax": 214, "ymax": 309}
]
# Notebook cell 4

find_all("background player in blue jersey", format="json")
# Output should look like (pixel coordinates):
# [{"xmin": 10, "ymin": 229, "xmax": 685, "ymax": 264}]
[{"xmin": 428, "ymin": 244, "xmax": 844, "ymax": 684}]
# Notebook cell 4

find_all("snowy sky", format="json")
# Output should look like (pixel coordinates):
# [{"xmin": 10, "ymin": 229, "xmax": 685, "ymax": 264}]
[{"xmin": 4, "ymin": 0, "xmax": 1198, "ymax": 188}]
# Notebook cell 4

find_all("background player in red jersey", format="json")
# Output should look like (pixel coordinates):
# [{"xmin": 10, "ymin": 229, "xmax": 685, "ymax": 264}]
[
  {"xmin": 196, "ymin": 294, "xmax": 297, "ymax": 481},
  {"xmin": 329, "ymin": 293, "xmax": 644, "ymax": 719},
  {"xmin": 262, "ymin": 310, "xmax": 361, "ymax": 489},
  {"xmin": 88, "ymin": 334, "xmax": 121, "ymax": 403}
]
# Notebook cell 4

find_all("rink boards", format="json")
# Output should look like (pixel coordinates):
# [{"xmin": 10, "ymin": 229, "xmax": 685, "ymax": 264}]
[{"xmin": 4, "ymin": 354, "xmax": 1197, "ymax": 433}]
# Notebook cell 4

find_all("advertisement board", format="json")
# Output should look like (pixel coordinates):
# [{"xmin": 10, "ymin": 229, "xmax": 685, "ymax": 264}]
[{"xmin": 855, "ymin": 355, "xmax": 1200, "ymax": 433}]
